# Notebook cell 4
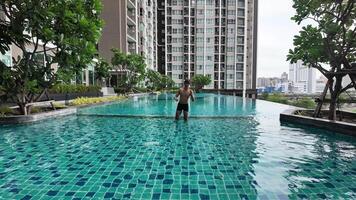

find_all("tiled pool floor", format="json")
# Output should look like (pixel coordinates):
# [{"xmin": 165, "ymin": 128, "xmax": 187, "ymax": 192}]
[
  {"xmin": 0, "ymin": 116, "xmax": 355, "ymax": 200},
  {"xmin": 0, "ymin": 94, "xmax": 355, "ymax": 199}
]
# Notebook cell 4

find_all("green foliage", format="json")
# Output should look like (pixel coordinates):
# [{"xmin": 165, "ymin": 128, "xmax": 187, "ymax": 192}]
[
  {"xmin": 191, "ymin": 75, "xmax": 212, "ymax": 90},
  {"xmin": 291, "ymin": 97, "xmax": 316, "ymax": 109},
  {"xmin": 146, "ymin": 69, "xmax": 175, "ymax": 90},
  {"xmin": 52, "ymin": 102, "xmax": 67, "ymax": 109},
  {"xmin": 287, "ymin": 0, "xmax": 355, "ymax": 120},
  {"xmin": 266, "ymin": 93, "xmax": 289, "ymax": 104},
  {"xmin": 261, "ymin": 92, "xmax": 269, "ymax": 100},
  {"xmin": 0, "ymin": 0, "xmax": 103, "ymax": 114},
  {"xmin": 287, "ymin": 0, "xmax": 355, "ymax": 67},
  {"xmin": 0, "ymin": 106, "xmax": 12, "ymax": 116},
  {"xmin": 111, "ymin": 49, "xmax": 146, "ymax": 91},
  {"xmin": 49, "ymin": 84, "xmax": 101, "ymax": 94},
  {"xmin": 70, "ymin": 96, "xmax": 126, "ymax": 106},
  {"xmin": 30, "ymin": 107, "xmax": 41, "ymax": 114},
  {"xmin": 94, "ymin": 57, "xmax": 112, "ymax": 85}
]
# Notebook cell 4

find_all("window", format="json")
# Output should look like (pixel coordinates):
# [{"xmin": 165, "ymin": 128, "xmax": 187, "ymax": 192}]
[
  {"xmin": 207, "ymin": 56, "xmax": 212, "ymax": 61},
  {"xmin": 173, "ymin": 56, "xmax": 183, "ymax": 61},
  {"xmin": 196, "ymin": 28, "xmax": 204, "ymax": 33},
  {"xmin": 236, "ymin": 72, "xmax": 243, "ymax": 79},
  {"xmin": 207, "ymin": 19, "xmax": 214, "ymax": 24},
  {"xmin": 227, "ymin": 0, "xmax": 236, "ymax": 5},
  {"xmin": 227, "ymin": 19, "xmax": 235, "ymax": 24},
  {"xmin": 237, "ymin": 9, "xmax": 245, "ymax": 17},
  {"xmin": 237, "ymin": 46, "xmax": 244, "ymax": 53},
  {"xmin": 228, "ymin": 10, "xmax": 235, "ymax": 15},
  {"xmin": 237, "ymin": 36, "xmax": 244, "ymax": 44},
  {"xmin": 172, "ymin": 19, "xmax": 183, "ymax": 24},
  {"xmin": 196, "ymin": 37, "xmax": 204, "ymax": 42},
  {"xmin": 238, "ymin": 18, "xmax": 244, "ymax": 26},
  {"xmin": 237, "ymin": 27, "xmax": 244, "ymax": 35},
  {"xmin": 236, "ymin": 63, "xmax": 243, "ymax": 71},
  {"xmin": 238, "ymin": 0, "xmax": 245, "ymax": 7}
]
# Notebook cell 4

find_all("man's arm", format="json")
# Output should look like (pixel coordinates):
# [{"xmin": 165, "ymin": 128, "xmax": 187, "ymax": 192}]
[
  {"xmin": 175, "ymin": 89, "xmax": 180, "ymax": 101},
  {"xmin": 175, "ymin": 89, "xmax": 180, "ymax": 98}
]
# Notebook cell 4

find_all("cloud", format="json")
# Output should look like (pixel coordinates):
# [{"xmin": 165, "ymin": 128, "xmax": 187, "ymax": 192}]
[{"xmin": 257, "ymin": 0, "xmax": 302, "ymax": 77}]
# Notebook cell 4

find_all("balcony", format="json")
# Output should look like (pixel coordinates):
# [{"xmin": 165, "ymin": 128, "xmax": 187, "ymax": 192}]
[
  {"xmin": 128, "ymin": 43, "xmax": 136, "ymax": 54},
  {"xmin": 127, "ymin": 0, "xmax": 136, "ymax": 9},
  {"xmin": 127, "ymin": 27, "xmax": 136, "ymax": 41}
]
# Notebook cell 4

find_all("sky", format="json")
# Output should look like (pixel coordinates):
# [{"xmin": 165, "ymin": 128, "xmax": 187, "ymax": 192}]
[{"xmin": 257, "ymin": 0, "xmax": 300, "ymax": 78}]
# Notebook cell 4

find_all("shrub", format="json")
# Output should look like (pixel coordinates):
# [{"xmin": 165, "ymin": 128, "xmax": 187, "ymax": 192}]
[
  {"xmin": 52, "ymin": 102, "xmax": 67, "ymax": 109},
  {"xmin": 49, "ymin": 84, "xmax": 101, "ymax": 94},
  {"xmin": 191, "ymin": 75, "xmax": 212, "ymax": 91},
  {"xmin": 266, "ymin": 93, "xmax": 289, "ymax": 104},
  {"xmin": 114, "ymin": 87, "xmax": 126, "ymax": 94},
  {"xmin": 0, "ymin": 106, "xmax": 12, "ymax": 116},
  {"xmin": 291, "ymin": 97, "xmax": 316, "ymax": 109},
  {"xmin": 261, "ymin": 92, "xmax": 269, "ymax": 100},
  {"xmin": 30, "ymin": 107, "xmax": 41, "ymax": 114},
  {"xmin": 70, "ymin": 96, "xmax": 126, "ymax": 106}
]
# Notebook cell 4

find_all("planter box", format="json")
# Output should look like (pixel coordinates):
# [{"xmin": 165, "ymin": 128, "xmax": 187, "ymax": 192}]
[
  {"xmin": 280, "ymin": 109, "xmax": 356, "ymax": 136},
  {"xmin": 0, "ymin": 108, "xmax": 77, "ymax": 124}
]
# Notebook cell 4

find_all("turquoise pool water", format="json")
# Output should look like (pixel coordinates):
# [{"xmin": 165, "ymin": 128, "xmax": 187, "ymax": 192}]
[{"xmin": 0, "ymin": 94, "xmax": 355, "ymax": 200}]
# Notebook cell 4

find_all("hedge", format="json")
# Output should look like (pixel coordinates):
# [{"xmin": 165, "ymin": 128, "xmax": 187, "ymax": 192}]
[{"xmin": 49, "ymin": 84, "xmax": 101, "ymax": 94}]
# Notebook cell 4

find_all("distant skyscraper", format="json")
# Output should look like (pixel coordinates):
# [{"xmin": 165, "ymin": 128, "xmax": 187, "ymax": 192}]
[
  {"xmin": 281, "ymin": 72, "xmax": 288, "ymax": 82},
  {"xmin": 157, "ymin": 0, "xmax": 258, "ymax": 96},
  {"xmin": 289, "ymin": 60, "xmax": 316, "ymax": 93}
]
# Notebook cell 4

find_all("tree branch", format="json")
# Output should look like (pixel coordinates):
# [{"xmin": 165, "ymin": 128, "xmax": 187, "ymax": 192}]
[{"xmin": 339, "ymin": 82, "xmax": 354, "ymax": 94}]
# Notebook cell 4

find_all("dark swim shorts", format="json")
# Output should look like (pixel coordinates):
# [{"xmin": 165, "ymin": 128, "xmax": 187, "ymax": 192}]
[{"xmin": 176, "ymin": 103, "xmax": 189, "ymax": 112}]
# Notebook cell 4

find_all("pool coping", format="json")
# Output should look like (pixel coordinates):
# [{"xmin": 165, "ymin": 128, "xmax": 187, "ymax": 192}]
[
  {"xmin": 0, "ymin": 107, "xmax": 77, "ymax": 125},
  {"xmin": 0, "ymin": 98, "xmax": 129, "ymax": 125},
  {"xmin": 280, "ymin": 109, "xmax": 356, "ymax": 136}
]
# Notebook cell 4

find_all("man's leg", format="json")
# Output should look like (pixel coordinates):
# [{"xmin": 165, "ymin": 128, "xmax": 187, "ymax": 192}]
[
  {"xmin": 183, "ymin": 111, "xmax": 188, "ymax": 121},
  {"xmin": 175, "ymin": 111, "xmax": 181, "ymax": 120}
]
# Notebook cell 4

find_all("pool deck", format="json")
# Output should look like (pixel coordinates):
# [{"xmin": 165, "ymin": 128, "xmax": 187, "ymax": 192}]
[{"xmin": 280, "ymin": 109, "xmax": 356, "ymax": 136}]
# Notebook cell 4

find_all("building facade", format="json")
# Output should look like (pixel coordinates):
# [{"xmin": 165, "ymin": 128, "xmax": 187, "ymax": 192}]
[
  {"xmin": 157, "ymin": 0, "xmax": 258, "ymax": 95},
  {"xmin": 99, "ymin": 0, "xmax": 157, "ymax": 86},
  {"xmin": 289, "ymin": 60, "xmax": 316, "ymax": 94}
]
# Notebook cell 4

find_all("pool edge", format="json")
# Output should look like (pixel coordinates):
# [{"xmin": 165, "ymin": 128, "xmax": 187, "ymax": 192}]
[{"xmin": 280, "ymin": 109, "xmax": 356, "ymax": 136}]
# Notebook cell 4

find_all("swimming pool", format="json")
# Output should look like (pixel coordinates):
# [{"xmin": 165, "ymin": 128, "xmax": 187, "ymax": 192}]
[{"xmin": 0, "ymin": 94, "xmax": 355, "ymax": 199}]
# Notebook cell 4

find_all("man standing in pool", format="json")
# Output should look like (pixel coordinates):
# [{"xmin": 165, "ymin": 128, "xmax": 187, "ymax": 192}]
[{"xmin": 175, "ymin": 79, "xmax": 195, "ymax": 120}]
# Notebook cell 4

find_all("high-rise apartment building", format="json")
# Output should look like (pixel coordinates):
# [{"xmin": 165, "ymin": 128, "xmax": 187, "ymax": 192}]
[
  {"xmin": 157, "ymin": 0, "xmax": 258, "ymax": 96},
  {"xmin": 289, "ymin": 60, "xmax": 316, "ymax": 93},
  {"xmin": 99, "ymin": 0, "xmax": 157, "ymax": 86}
]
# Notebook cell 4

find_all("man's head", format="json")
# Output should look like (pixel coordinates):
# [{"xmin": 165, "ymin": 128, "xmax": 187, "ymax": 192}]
[{"xmin": 183, "ymin": 79, "xmax": 190, "ymax": 88}]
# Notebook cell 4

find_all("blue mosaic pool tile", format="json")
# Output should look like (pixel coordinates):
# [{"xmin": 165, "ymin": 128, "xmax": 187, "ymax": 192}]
[{"xmin": 0, "ymin": 114, "xmax": 355, "ymax": 200}]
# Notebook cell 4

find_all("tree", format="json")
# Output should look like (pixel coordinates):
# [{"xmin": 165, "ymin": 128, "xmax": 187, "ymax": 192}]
[
  {"xmin": 146, "ymin": 69, "xmax": 161, "ymax": 90},
  {"xmin": 160, "ymin": 75, "xmax": 175, "ymax": 89},
  {"xmin": 94, "ymin": 57, "xmax": 111, "ymax": 86},
  {"xmin": 287, "ymin": 0, "xmax": 356, "ymax": 120},
  {"xmin": 192, "ymin": 75, "xmax": 212, "ymax": 91},
  {"xmin": 0, "ymin": 0, "xmax": 103, "ymax": 115},
  {"xmin": 146, "ymin": 69, "xmax": 174, "ymax": 90},
  {"xmin": 111, "ymin": 49, "xmax": 146, "ymax": 92}
]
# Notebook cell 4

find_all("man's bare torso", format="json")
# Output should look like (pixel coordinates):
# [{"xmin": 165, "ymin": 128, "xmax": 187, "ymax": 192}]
[{"xmin": 178, "ymin": 88, "xmax": 192, "ymax": 104}]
